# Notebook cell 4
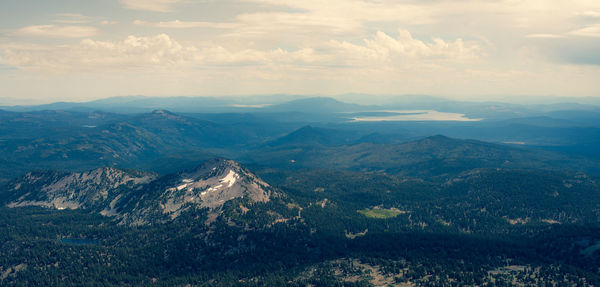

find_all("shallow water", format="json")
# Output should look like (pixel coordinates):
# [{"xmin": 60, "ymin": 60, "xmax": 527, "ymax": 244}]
[{"xmin": 350, "ymin": 110, "xmax": 481, "ymax": 122}]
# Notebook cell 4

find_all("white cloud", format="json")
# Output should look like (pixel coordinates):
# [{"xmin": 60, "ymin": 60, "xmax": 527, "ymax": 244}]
[
  {"xmin": 5, "ymin": 0, "xmax": 600, "ymax": 100},
  {"xmin": 54, "ymin": 13, "xmax": 91, "ymax": 24},
  {"xmin": 1, "ymin": 34, "xmax": 190, "ymax": 71},
  {"xmin": 327, "ymin": 30, "xmax": 481, "ymax": 67},
  {"xmin": 0, "ymin": 31, "xmax": 479, "ymax": 73},
  {"xmin": 133, "ymin": 20, "xmax": 235, "ymax": 29},
  {"xmin": 119, "ymin": 0, "xmax": 183, "ymax": 12},
  {"xmin": 526, "ymin": 26, "xmax": 600, "ymax": 39},
  {"xmin": 240, "ymin": 0, "xmax": 434, "ymax": 25},
  {"xmin": 568, "ymin": 25, "xmax": 600, "ymax": 37},
  {"xmin": 229, "ymin": 12, "xmax": 362, "ymax": 37},
  {"xmin": 526, "ymin": 34, "xmax": 565, "ymax": 39},
  {"xmin": 576, "ymin": 10, "xmax": 600, "ymax": 19},
  {"xmin": 0, "ymin": 34, "xmax": 293, "ymax": 71},
  {"xmin": 16, "ymin": 25, "xmax": 98, "ymax": 38}
]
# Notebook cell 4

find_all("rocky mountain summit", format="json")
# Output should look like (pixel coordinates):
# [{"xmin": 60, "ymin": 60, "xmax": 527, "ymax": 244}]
[
  {"xmin": 120, "ymin": 158, "xmax": 273, "ymax": 224},
  {"xmin": 4, "ymin": 159, "xmax": 273, "ymax": 225},
  {"xmin": 158, "ymin": 158, "xmax": 271, "ymax": 214}
]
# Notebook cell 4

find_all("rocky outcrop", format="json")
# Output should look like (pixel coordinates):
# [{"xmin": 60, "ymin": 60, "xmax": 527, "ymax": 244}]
[
  {"xmin": 6, "ymin": 167, "xmax": 155, "ymax": 210},
  {"xmin": 5, "ymin": 159, "xmax": 274, "ymax": 225}
]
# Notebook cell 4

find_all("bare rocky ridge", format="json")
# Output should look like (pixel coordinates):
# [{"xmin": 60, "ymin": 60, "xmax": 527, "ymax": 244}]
[
  {"xmin": 157, "ymin": 158, "xmax": 271, "ymax": 218},
  {"xmin": 6, "ymin": 167, "xmax": 155, "ymax": 210},
  {"xmin": 4, "ymin": 159, "xmax": 273, "ymax": 225}
]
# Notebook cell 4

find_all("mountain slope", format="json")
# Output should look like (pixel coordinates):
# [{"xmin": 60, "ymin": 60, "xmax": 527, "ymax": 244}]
[
  {"xmin": 115, "ymin": 158, "xmax": 273, "ymax": 224},
  {"xmin": 0, "ymin": 110, "xmax": 258, "ymax": 181},
  {"xmin": 4, "ymin": 168, "xmax": 155, "ymax": 210},
  {"xmin": 249, "ymin": 135, "xmax": 598, "ymax": 177},
  {"xmin": 3, "ymin": 159, "xmax": 274, "ymax": 225},
  {"xmin": 267, "ymin": 125, "xmax": 359, "ymax": 147}
]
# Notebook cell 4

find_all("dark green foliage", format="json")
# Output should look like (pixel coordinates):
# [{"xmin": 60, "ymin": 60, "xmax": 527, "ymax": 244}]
[
  {"xmin": 2, "ymin": 163, "xmax": 600, "ymax": 285},
  {"xmin": 1, "ymin": 205, "xmax": 599, "ymax": 286},
  {"xmin": 247, "ymin": 135, "xmax": 599, "ymax": 179}
]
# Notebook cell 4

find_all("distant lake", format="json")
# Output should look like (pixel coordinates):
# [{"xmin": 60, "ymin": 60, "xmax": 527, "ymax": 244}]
[
  {"xmin": 59, "ymin": 238, "xmax": 99, "ymax": 245},
  {"xmin": 349, "ymin": 110, "xmax": 481, "ymax": 122},
  {"xmin": 230, "ymin": 104, "xmax": 272, "ymax": 108}
]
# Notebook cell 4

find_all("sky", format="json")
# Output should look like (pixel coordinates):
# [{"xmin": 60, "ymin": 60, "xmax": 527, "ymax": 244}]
[{"xmin": 1, "ymin": 0, "xmax": 600, "ymax": 104}]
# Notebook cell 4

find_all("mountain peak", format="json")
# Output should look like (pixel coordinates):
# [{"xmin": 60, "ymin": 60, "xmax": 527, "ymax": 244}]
[
  {"xmin": 423, "ymin": 134, "xmax": 451, "ymax": 141},
  {"xmin": 5, "ymin": 159, "xmax": 273, "ymax": 225},
  {"xmin": 265, "ymin": 97, "xmax": 367, "ymax": 113},
  {"xmin": 117, "ymin": 158, "xmax": 272, "ymax": 224},
  {"xmin": 151, "ymin": 109, "xmax": 173, "ymax": 115},
  {"xmin": 269, "ymin": 125, "xmax": 357, "ymax": 147},
  {"xmin": 142, "ymin": 109, "xmax": 188, "ymax": 122}
]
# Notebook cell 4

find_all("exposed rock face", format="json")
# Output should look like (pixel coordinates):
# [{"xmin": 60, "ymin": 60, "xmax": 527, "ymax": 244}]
[
  {"xmin": 5, "ymin": 159, "xmax": 273, "ymax": 225},
  {"xmin": 6, "ymin": 168, "xmax": 155, "ymax": 210},
  {"xmin": 157, "ymin": 158, "xmax": 271, "ymax": 219}
]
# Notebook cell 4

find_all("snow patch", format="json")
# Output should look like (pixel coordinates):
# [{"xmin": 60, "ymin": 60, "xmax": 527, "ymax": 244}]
[
  {"xmin": 207, "ymin": 184, "xmax": 223, "ymax": 192},
  {"xmin": 220, "ymin": 170, "xmax": 239, "ymax": 188}
]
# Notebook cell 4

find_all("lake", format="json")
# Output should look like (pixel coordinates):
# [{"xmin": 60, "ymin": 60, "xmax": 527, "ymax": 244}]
[{"xmin": 349, "ymin": 110, "xmax": 481, "ymax": 122}]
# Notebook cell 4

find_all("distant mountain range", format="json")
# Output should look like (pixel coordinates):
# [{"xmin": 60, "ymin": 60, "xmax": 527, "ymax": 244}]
[
  {"xmin": 1, "ymin": 106, "xmax": 600, "ymax": 183},
  {"xmin": 2, "ymin": 95, "xmax": 600, "ymax": 118},
  {"xmin": 249, "ymin": 133, "xmax": 600, "ymax": 178}
]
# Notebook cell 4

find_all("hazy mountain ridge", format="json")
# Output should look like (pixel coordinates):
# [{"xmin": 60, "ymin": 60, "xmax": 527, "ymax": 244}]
[
  {"xmin": 265, "ymin": 125, "xmax": 360, "ymax": 147},
  {"xmin": 260, "ymin": 97, "xmax": 370, "ymax": 114},
  {"xmin": 2, "ymin": 103, "xmax": 600, "ymax": 184},
  {"xmin": 0, "ymin": 109, "xmax": 262, "ymax": 181},
  {"xmin": 3, "ymin": 95, "xmax": 599, "ymax": 114},
  {"xmin": 249, "ymin": 133, "xmax": 599, "ymax": 178}
]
